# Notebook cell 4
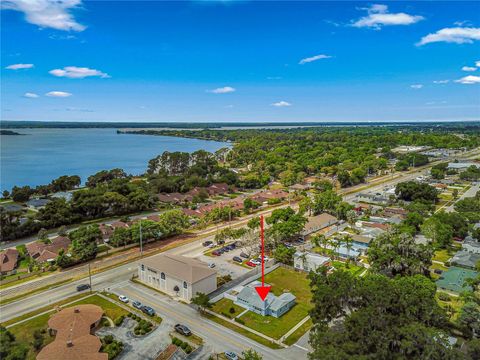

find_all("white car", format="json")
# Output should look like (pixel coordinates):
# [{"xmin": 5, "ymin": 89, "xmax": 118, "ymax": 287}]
[
  {"xmin": 118, "ymin": 295, "xmax": 129, "ymax": 303},
  {"xmin": 208, "ymin": 263, "xmax": 216, "ymax": 268},
  {"xmin": 250, "ymin": 258, "xmax": 261, "ymax": 266}
]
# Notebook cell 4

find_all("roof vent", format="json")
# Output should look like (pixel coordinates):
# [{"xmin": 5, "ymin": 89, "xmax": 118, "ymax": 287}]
[
  {"xmin": 66, "ymin": 340, "xmax": 73, "ymax": 347},
  {"xmin": 74, "ymin": 308, "xmax": 80, "ymax": 313}
]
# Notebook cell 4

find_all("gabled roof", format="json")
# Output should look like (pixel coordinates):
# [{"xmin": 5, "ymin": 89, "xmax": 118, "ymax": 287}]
[
  {"xmin": 270, "ymin": 293, "xmax": 296, "ymax": 312},
  {"xmin": 26, "ymin": 236, "xmax": 70, "ymax": 262},
  {"xmin": 141, "ymin": 254, "xmax": 216, "ymax": 283}
]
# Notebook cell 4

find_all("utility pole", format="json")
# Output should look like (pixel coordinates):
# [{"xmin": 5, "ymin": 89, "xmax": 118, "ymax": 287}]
[
  {"xmin": 88, "ymin": 262, "xmax": 92, "ymax": 293},
  {"xmin": 139, "ymin": 220, "xmax": 143, "ymax": 258}
]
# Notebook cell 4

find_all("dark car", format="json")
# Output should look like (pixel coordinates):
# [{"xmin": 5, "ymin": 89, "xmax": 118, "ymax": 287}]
[
  {"xmin": 221, "ymin": 247, "xmax": 229, "ymax": 252},
  {"xmin": 175, "ymin": 324, "xmax": 192, "ymax": 336},
  {"xmin": 239, "ymin": 252, "xmax": 249, "ymax": 259},
  {"xmin": 141, "ymin": 306, "xmax": 156, "ymax": 316},
  {"xmin": 132, "ymin": 301, "xmax": 143, "ymax": 309},
  {"xmin": 76, "ymin": 284, "xmax": 90, "ymax": 292},
  {"xmin": 202, "ymin": 240, "xmax": 213, "ymax": 247},
  {"xmin": 217, "ymin": 240, "xmax": 226, "ymax": 245},
  {"xmin": 233, "ymin": 256, "xmax": 243, "ymax": 263},
  {"xmin": 211, "ymin": 250, "xmax": 221, "ymax": 256},
  {"xmin": 434, "ymin": 269, "xmax": 443, "ymax": 275},
  {"xmin": 226, "ymin": 244, "xmax": 236, "ymax": 250}
]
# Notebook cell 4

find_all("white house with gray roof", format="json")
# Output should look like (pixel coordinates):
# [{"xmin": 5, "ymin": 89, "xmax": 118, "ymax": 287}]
[
  {"xmin": 233, "ymin": 281, "xmax": 296, "ymax": 318},
  {"xmin": 294, "ymin": 251, "xmax": 330, "ymax": 272},
  {"xmin": 138, "ymin": 254, "xmax": 217, "ymax": 301}
]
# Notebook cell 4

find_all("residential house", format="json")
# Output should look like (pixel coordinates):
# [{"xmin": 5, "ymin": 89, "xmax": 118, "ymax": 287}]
[
  {"xmin": 98, "ymin": 224, "xmax": 113, "ymax": 242},
  {"xmin": 233, "ymin": 281, "xmax": 296, "ymax": 318},
  {"xmin": 26, "ymin": 236, "xmax": 71, "ymax": 263},
  {"xmin": 450, "ymin": 239, "xmax": 480, "ymax": 269},
  {"xmin": 110, "ymin": 221, "xmax": 129, "ymax": 230},
  {"xmin": 294, "ymin": 251, "xmax": 330, "ymax": 272},
  {"xmin": 447, "ymin": 162, "xmax": 480, "ymax": 170},
  {"xmin": 26, "ymin": 198, "xmax": 51, "ymax": 209},
  {"xmin": 251, "ymin": 189, "xmax": 289, "ymax": 204},
  {"xmin": 206, "ymin": 183, "xmax": 230, "ymax": 196},
  {"xmin": 37, "ymin": 304, "xmax": 107, "ymax": 360},
  {"xmin": 138, "ymin": 254, "xmax": 217, "ymax": 301},
  {"xmin": 301, "ymin": 213, "xmax": 338, "ymax": 237},
  {"xmin": 289, "ymin": 183, "xmax": 310, "ymax": 192},
  {"xmin": 0, "ymin": 248, "xmax": 19, "ymax": 275}
]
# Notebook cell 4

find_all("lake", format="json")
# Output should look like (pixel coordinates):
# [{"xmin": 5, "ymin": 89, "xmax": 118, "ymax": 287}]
[{"xmin": 0, "ymin": 128, "xmax": 229, "ymax": 192}]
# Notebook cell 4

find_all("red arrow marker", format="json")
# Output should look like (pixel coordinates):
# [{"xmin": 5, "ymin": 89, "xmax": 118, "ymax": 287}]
[{"xmin": 255, "ymin": 215, "xmax": 271, "ymax": 301}]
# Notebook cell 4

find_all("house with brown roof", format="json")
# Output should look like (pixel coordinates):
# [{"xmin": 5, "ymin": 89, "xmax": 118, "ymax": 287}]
[
  {"xmin": 301, "ymin": 213, "xmax": 338, "ymax": 237},
  {"xmin": 37, "ymin": 304, "xmax": 107, "ymax": 360},
  {"xmin": 206, "ymin": 183, "xmax": 230, "ymax": 196},
  {"xmin": 138, "ymin": 254, "xmax": 217, "ymax": 301},
  {"xmin": 98, "ymin": 224, "xmax": 113, "ymax": 242},
  {"xmin": 26, "ymin": 236, "xmax": 71, "ymax": 263},
  {"xmin": 251, "ymin": 189, "xmax": 289, "ymax": 204},
  {"xmin": 0, "ymin": 248, "xmax": 19, "ymax": 275}
]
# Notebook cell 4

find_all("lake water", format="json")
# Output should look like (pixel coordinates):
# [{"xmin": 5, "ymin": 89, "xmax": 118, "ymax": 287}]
[{"xmin": 0, "ymin": 128, "xmax": 229, "ymax": 192}]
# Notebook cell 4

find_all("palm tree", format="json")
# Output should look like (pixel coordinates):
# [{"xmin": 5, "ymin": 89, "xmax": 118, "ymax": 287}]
[
  {"xmin": 343, "ymin": 235, "xmax": 354, "ymax": 264},
  {"xmin": 298, "ymin": 252, "xmax": 308, "ymax": 270}
]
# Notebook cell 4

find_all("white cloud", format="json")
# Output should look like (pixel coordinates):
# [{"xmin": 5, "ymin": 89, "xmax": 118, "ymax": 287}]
[
  {"xmin": 299, "ymin": 54, "xmax": 331, "ymax": 65},
  {"xmin": 1, "ymin": 0, "xmax": 86, "ymax": 31},
  {"xmin": 410, "ymin": 84, "xmax": 423, "ymax": 89},
  {"xmin": 476, "ymin": 60, "xmax": 480, "ymax": 67},
  {"xmin": 271, "ymin": 101, "xmax": 292, "ymax": 107},
  {"xmin": 352, "ymin": 4, "xmax": 424, "ymax": 29},
  {"xmin": 46, "ymin": 91, "xmax": 72, "ymax": 97},
  {"xmin": 433, "ymin": 80, "xmax": 450, "ymax": 84},
  {"xmin": 266, "ymin": 76, "xmax": 282, "ymax": 80},
  {"xmin": 23, "ymin": 92, "xmax": 39, "ymax": 98},
  {"xmin": 49, "ymin": 66, "xmax": 110, "ymax": 79},
  {"xmin": 5, "ymin": 63, "xmax": 34, "ymax": 70},
  {"xmin": 208, "ymin": 86, "xmax": 236, "ymax": 94},
  {"xmin": 417, "ymin": 27, "xmax": 480, "ymax": 45},
  {"xmin": 462, "ymin": 66, "xmax": 477, "ymax": 72},
  {"xmin": 455, "ymin": 75, "xmax": 480, "ymax": 84}
]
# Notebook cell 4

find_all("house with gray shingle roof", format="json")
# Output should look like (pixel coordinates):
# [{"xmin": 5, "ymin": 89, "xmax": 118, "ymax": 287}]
[{"xmin": 234, "ymin": 281, "xmax": 296, "ymax": 318}]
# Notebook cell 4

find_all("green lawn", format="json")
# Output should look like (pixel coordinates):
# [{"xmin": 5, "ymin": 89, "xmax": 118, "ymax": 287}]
[
  {"xmin": 70, "ymin": 294, "xmax": 129, "ymax": 321},
  {"xmin": 433, "ymin": 249, "xmax": 453, "ymax": 263},
  {"xmin": 212, "ymin": 298, "xmax": 244, "ymax": 319},
  {"xmin": 204, "ymin": 313, "xmax": 282, "ymax": 349},
  {"xmin": 239, "ymin": 302, "xmax": 310, "ymax": 340},
  {"xmin": 283, "ymin": 318, "xmax": 313, "ymax": 346},
  {"xmin": 332, "ymin": 261, "xmax": 364, "ymax": 276}
]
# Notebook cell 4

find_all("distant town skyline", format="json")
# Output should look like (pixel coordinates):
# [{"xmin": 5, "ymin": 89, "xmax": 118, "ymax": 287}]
[{"xmin": 1, "ymin": 1, "xmax": 480, "ymax": 122}]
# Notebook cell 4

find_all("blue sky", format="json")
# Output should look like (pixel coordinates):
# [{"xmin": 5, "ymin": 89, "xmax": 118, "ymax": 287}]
[{"xmin": 1, "ymin": 0, "xmax": 480, "ymax": 123}]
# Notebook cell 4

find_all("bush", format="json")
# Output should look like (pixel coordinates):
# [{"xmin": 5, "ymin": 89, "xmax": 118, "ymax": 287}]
[
  {"xmin": 172, "ymin": 337, "xmax": 181, "ymax": 345},
  {"xmin": 32, "ymin": 329, "xmax": 44, "ymax": 350},
  {"xmin": 229, "ymin": 307, "xmax": 236, "ymax": 314},
  {"xmin": 114, "ymin": 315, "xmax": 125, "ymax": 326},
  {"xmin": 438, "ymin": 293, "xmax": 451, "ymax": 302},
  {"xmin": 103, "ymin": 335, "xmax": 114, "ymax": 345},
  {"xmin": 181, "ymin": 342, "xmax": 188, "ymax": 350},
  {"xmin": 185, "ymin": 345, "xmax": 192, "ymax": 354}
]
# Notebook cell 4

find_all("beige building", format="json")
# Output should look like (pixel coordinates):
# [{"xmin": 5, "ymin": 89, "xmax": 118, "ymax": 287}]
[
  {"xmin": 138, "ymin": 254, "xmax": 217, "ymax": 301},
  {"xmin": 301, "ymin": 213, "xmax": 338, "ymax": 237}
]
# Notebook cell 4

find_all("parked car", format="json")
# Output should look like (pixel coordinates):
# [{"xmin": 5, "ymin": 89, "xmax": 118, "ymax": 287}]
[
  {"xmin": 76, "ymin": 284, "xmax": 90, "ymax": 292},
  {"xmin": 226, "ymin": 244, "xmax": 236, "ymax": 250},
  {"xmin": 217, "ymin": 240, "xmax": 226, "ymax": 245},
  {"xmin": 207, "ymin": 243, "xmax": 216, "ymax": 248},
  {"xmin": 132, "ymin": 301, "xmax": 142, "ymax": 309},
  {"xmin": 208, "ymin": 262, "xmax": 216, "ymax": 268},
  {"xmin": 245, "ymin": 261, "xmax": 257, "ymax": 267},
  {"xmin": 233, "ymin": 256, "xmax": 243, "ymax": 263},
  {"xmin": 118, "ymin": 295, "xmax": 129, "ymax": 303},
  {"xmin": 284, "ymin": 242, "xmax": 294, "ymax": 248},
  {"xmin": 239, "ymin": 252, "xmax": 249, "ymax": 259},
  {"xmin": 141, "ymin": 306, "xmax": 155, "ymax": 316},
  {"xmin": 202, "ymin": 240, "xmax": 213, "ymax": 247},
  {"xmin": 175, "ymin": 324, "xmax": 192, "ymax": 336},
  {"xmin": 225, "ymin": 352, "xmax": 239, "ymax": 360},
  {"xmin": 222, "ymin": 247, "xmax": 230, "ymax": 252},
  {"xmin": 250, "ymin": 258, "xmax": 261, "ymax": 266},
  {"xmin": 434, "ymin": 269, "xmax": 443, "ymax": 275},
  {"xmin": 211, "ymin": 250, "xmax": 221, "ymax": 256}
]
